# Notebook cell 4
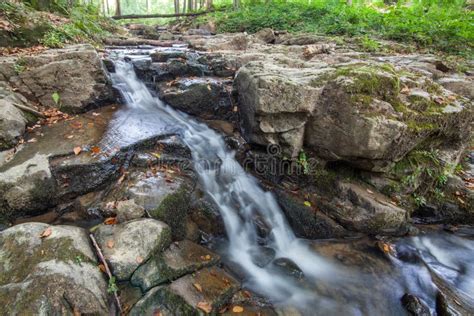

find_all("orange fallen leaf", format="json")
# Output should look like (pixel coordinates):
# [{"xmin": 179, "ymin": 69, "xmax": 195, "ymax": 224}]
[
  {"xmin": 98, "ymin": 264, "xmax": 106, "ymax": 273},
  {"xmin": 107, "ymin": 240, "xmax": 115, "ymax": 248},
  {"xmin": 73, "ymin": 146, "xmax": 82, "ymax": 155},
  {"xmin": 91, "ymin": 146, "xmax": 101, "ymax": 154},
  {"xmin": 196, "ymin": 301, "xmax": 212, "ymax": 313},
  {"xmin": 232, "ymin": 305, "xmax": 244, "ymax": 313},
  {"xmin": 136, "ymin": 256, "xmax": 144, "ymax": 264},
  {"xmin": 193, "ymin": 283, "xmax": 203, "ymax": 292},
  {"xmin": 204, "ymin": 254, "xmax": 211, "ymax": 260},
  {"xmin": 104, "ymin": 217, "xmax": 117, "ymax": 225},
  {"xmin": 40, "ymin": 227, "xmax": 52, "ymax": 238}
]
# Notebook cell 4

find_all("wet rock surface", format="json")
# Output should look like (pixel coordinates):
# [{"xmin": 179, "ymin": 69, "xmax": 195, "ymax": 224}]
[
  {"xmin": 1, "ymin": 30, "xmax": 473, "ymax": 315},
  {"xmin": 131, "ymin": 240, "xmax": 219, "ymax": 291},
  {"xmin": 93, "ymin": 218, "xmax": 171, "ymax": 280},
  {"xmin": 0, "ymin": 223, "xmax": 108, "ymax": 314}
]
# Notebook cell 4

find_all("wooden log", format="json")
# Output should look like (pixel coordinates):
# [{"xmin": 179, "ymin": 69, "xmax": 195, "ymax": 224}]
[{"xmin": 111, "ymin": 9, "xmax": 217, "ymax": 20}]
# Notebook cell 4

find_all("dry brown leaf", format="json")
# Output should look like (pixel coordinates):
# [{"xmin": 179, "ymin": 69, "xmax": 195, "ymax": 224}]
[
  {"xmin": 196, "ymin": 301, "xmax": 212, "ymax": 313},
  {"xmin": 73, "ymin": 146, "xmax": 82, "ymax": 155},
  {"xmin": 104, "ymin": 217, "xmax": 117, "ymax": 225},
  {"xmin": 152, "ymin": 311, "xmax": 162, "ymax": 316},
  {"xmin": 232, "ymin": 305, "xmax": 244, "ymax": 313},
  {"xmin": 136, "ymin": 256, "xmax": 144, "ymax": 264},
  {"xmin": 106, "ymin": 240, "xmax": 115, "ymax": 248},
  {"xmin": 193, "ymin": 283, "xmax": 203, "ymax": 292},
  {"xmin": 40, "ymin": 227, "xmax": 52, "ymax": 238},
  {"xmin": 27, "ymin": 138, "xmax": 37, "ymax": 143},
  {"xmin": 98, "ymin": 264, "xmax": 106, "ymax": 273}
]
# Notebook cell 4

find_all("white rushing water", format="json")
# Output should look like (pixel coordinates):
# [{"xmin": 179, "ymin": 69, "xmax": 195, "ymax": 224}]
[
  {"xmin": 107, "ymin": 56, "xmax": 474, "ymax": 315},
  {"xmin": 109, "ymin": 58, "xmax": 343, "ymax": 311}
]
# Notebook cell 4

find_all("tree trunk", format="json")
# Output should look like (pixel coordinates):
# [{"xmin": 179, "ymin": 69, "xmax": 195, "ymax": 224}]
[
  {"xmin": 233, "ymin": 0, "xmax": 240, "ymax": 10},
  {"xmin": 174, "ymin": 0, "xmax": 179, "ymax": 14},
  {"xmin": 146, "ymin": 0, "xmax": 151, "ymax": 13},
  {"xmin": 115, "ymin": 0, "xmax": 121, "ymax": 16}
]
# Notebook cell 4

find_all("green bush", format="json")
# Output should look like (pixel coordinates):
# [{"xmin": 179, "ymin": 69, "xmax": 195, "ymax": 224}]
[{"xmin": 203, "ymin": 0, "xmax": 473, "ymax": 56}]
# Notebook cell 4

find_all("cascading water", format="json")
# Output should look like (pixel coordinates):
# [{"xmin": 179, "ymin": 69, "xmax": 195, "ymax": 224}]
[
  {"xmin": 104, "ymin": 52, "xmax": 474, "ymax": 315},
  {"xmin": 108, "ymin": 56, "xmax": 341, "ymax": 311}
]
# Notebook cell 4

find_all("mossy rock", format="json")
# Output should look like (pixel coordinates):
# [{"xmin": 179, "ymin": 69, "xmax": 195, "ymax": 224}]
[
  {"xmin": 0, "ymin": 223, "xmax": 108, "ymax": 315},
  {"xmin": 150, "ymin": 186, "xmax": 192, "ymax": 240}
]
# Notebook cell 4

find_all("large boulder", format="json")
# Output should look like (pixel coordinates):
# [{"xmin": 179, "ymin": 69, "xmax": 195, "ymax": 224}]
[
  {"xmin": 157, "ymin": 77, "xmax": 233, "ymax": 120},
  {"xmin": 319, "ymin": 181, "xmax": 408, "ymax": 235},
  {"xmin": 0, "ymin": 82, "xmax": 29, "ymax": 149},
  {"xmin": 304, "ymin": 64, "xmax": 472, "ymax": 171},
  {"xmin": 0, "ymin": 223, "xmax": 108, "ymax": 315},
  {"xmin": 93, "ymin": 218, "xmax": 171, "ymax": 280},
  {"xmin": 8, "ymin": 44, "xmax": 112, "ymax": 113},
  {"xmin": 236, "ymin": 61, "xmax": 472, "ymax": 169},
  {"xmin": 234, "ymin": 61, "xmax": 323, "ymax": 157}
]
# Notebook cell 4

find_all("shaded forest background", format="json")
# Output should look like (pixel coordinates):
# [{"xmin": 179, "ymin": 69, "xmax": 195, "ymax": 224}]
[{"xmin": 1, "ymin": 0, "xmax": 473, "ymax": 56}]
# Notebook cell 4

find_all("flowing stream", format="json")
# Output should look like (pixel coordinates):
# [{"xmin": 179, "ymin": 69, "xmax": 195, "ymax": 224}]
[{"xmin": 106, "ymin": 52, "xmax": 474, "ymax": 315}]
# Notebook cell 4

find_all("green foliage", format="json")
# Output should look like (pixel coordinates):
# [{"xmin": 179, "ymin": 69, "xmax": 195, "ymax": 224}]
[
  {"xmin": 298, "ymin": 150, "xmax": 309, "ymax": 175},
  {"xmin": 51, "ymin": 92, "xmax": 60, "ymax": 105},
  {"xmin": 204, "ymin": 0, "xmax": 473, "ymax": 56},
  {"xmin": 107, "ymin": 276, "xmax": 119, "ymax": 293},
  {"xmin": 412, "ymin": 193, "xmax": 427, "ymax": 207},
  {"xmin": 41, "ymin": 4, "xmax": 116, "ymax": 48}
]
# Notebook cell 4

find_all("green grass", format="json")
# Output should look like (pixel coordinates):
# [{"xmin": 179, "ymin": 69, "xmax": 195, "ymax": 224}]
[{"xmin": 201, "ymin": 1, "xmax": 473, "ymax": 56}]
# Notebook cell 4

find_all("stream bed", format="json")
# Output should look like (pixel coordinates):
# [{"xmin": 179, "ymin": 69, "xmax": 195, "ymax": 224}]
[{"xmin": 104, "ymin": 48, "xmax": 474, "ymax": 315}]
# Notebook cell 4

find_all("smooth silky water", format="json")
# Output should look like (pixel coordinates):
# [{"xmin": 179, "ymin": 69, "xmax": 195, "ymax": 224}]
[{"xmin": 103, "ymin": 50, "xmax": 474, "ymax": 315}]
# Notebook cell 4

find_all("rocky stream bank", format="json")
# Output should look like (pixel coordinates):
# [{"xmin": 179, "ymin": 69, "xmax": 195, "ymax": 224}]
[{"xmin": 0, "ymin": 27, "xmax": 473, "ymax": 315}]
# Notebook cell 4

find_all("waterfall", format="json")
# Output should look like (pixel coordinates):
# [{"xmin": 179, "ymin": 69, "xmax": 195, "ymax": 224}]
[{"xmin": 109, "ymin": 58, "xmax": 340, "ymax": 311}]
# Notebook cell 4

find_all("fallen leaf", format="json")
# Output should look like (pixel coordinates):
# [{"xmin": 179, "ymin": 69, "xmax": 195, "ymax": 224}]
[
  {"xmin": 91, "ymin": 146, "xmax": 101, "ymax": 154},
  {"xmin": 73, "ymin": 146, "xmax": 82, "ymax": 155},
  {"xmin": 40, "ymin": 227, "xmax": 52, "ymax": 238},
  {"xmin": 104, "ymin": 217, "xmax": 117, "ymax": 225},
  {"xmin": 233, "ymin": 106, "xmax": 238, "ymax": 112},
  {"xmin": 136, "ymin": 256, "xmax": 144, "ymax": 264},
  {"xmin": 117, "ymin": 173, "xmax": 127, "ymax": 184},
  {"xmin": 204, "ymin": 254, "xmax": 211, "ymax": 260},
  {"xmin": 98, "ymin": 264, "xmax": 106, "ymax": 273},
  {"xmin": 232, "ymin": 305, "xmax": 244, "ymax": 313},
  {"xmin": 92, "ymin": 112, "xmax": 101, "ymax": 116},
  {"xmin": 196, "ymin": 301, "xmax": 212, "ymax": 313},
  {"xmin": 66, "ymin": 135, "xmax": 74, "ymax": 139},
  {"xmin": 303, "ymin": 201, "xmax": 311, "ymax": 207},
  {"xmin": 193, "ymin": 283, "xmax": 203, "ymax": 292},
  {"xmin": 153, "ymin": 311, "xmax": 162, "ymax": 316},
  {"xmin": 27, "ymin": 138, "xmax": 37, "ymax": 143},
  {"xmin": 107, "ymin": 240, "xmax": 115, "ymax": 248},
  {"xmin": 366, "ymin": 189, "xmax": 374, "ymax": 194}
]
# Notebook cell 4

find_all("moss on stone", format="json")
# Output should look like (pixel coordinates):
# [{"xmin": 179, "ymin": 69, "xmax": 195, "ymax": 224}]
[
  {"xmin": 150, "ymin": 186, "xmax": 191, "ymax": 240},
  {"xmin": 0, "ymin": 234, "xmax": 93, "ymax": 285}
]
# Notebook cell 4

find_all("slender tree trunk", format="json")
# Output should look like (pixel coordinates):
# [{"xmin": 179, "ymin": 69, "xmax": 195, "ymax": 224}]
[
  {"xmin": 146, "ymin": 0, "xmax": 151, "ymax": 13},
  {"xmin": 233, "ymin": 0, "xmax": 240, "ymax": 10},
  {"xmin": 174, "ymin": 0, "xmax": 179, "ymax": 14},
  {"xmin": 105, "ymin": 0, "xmax": 110, "ymax": 15},
  {"xmin": 115, "ymin": 0, "xmax": 121, "ymax": 16}
]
